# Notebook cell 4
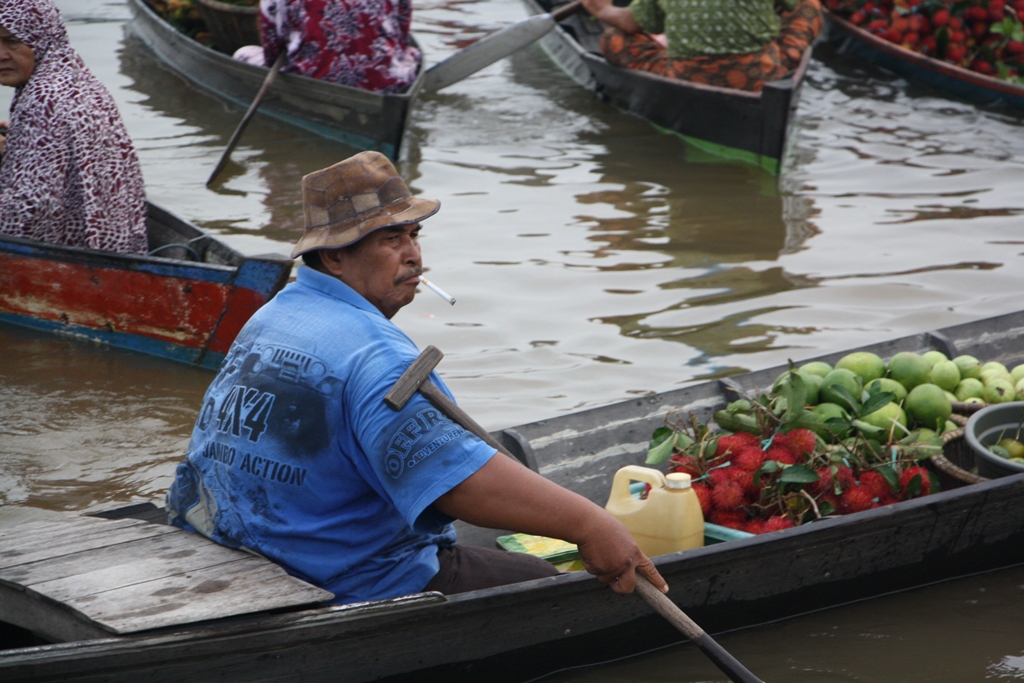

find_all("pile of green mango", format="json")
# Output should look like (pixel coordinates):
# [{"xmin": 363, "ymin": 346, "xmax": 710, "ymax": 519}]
[{"xmin": 715, "ymin": 350, "xmax": 1024, "ymax": 449}]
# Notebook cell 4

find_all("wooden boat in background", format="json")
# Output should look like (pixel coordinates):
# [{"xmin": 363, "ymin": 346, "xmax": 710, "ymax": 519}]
[
  {"xmin": 824, "ymin": 11, "xmax": 1024, "ymax": 110},
  {"xmin": 4, "ymin": 309, "xmax": 1024, "ymax": 681},
  {"xmin": 126, "ymin": 0, "xmax": 424, "ymax": 159},
  {"xmin": 0, "ymin": 203, "xmax": 291, "ymax": 370},
  {"xmin": 522, "ymin": 0, "xmax": 814, "ymax": 174}
]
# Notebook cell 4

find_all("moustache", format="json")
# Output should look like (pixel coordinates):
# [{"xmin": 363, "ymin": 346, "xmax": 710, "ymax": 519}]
[{"xmin": 395, "ymin": 268, "xmax": 424, "ymax": 285}]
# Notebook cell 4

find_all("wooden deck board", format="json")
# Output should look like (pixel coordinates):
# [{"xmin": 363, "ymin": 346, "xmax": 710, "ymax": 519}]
[
  {"xmin": 4, "ymin": 534, "xmax": 259, "ymax": 595},
  {"xmin": 0, "ymin": 514, "xmax": 333, "ymax": 642},
  {"xmin": 0, "ymin": 519, "xmax": 176, "ymax": 570},
  {"xmin": 0, "ymin": 516, "xmax": 142, "ymax": 543}
]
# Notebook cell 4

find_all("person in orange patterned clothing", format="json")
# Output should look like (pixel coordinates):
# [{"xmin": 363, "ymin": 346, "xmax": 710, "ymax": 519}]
[{"xmin": 579, "ymin": 0, "xmax": 822, "ymax": 92}]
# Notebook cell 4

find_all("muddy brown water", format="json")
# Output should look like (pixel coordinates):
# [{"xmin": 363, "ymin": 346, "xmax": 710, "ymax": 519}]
[{"xmin": 1, "ymin": 1, "xmax": 1023, "ymax": 678}]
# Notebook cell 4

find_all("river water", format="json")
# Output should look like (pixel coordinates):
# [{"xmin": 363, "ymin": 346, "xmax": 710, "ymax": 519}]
[{"xmin": 2, "ymin": 0, "xmax": 1023, "ymax": 677}]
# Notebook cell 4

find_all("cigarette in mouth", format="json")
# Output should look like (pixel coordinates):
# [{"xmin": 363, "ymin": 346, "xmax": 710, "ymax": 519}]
[{"xmin": 419, "ymin": 277, "xmax": 456, "ymax": 305}]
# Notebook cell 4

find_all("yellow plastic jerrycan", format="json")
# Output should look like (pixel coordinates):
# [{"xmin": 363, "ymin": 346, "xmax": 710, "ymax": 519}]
[{"xmin": 604, "ymin": 465, "xmax": 704, "ymax": 557}]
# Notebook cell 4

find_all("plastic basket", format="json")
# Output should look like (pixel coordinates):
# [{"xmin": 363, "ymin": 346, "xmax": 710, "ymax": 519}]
[
  {"xmin": 928, "ymin": 413, "xmax": 990, "ymax": 488},
  {"xmin": 197, "ymin": 0, "xmax": 259, "ymax": 55}
]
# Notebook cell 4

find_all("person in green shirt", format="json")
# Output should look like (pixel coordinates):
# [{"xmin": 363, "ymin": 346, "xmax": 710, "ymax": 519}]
[{"xmin": 580, "ymin": 0, "xmax": 822, "ymax": 91}]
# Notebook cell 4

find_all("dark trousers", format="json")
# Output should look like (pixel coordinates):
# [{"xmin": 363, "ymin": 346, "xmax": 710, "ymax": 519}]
[{"xmin": 423, "ymin": 543, "xmax": 562, "ymax": 595}]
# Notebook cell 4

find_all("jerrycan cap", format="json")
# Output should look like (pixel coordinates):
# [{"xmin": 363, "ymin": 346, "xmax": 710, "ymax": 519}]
[{"xmin": 665, "ymin": 472, "xmax": 692, "ymax": 489}]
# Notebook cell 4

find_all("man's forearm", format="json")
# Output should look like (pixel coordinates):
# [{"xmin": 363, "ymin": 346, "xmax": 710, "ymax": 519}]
[
  {"xmin": 433, "ymin": 451, "xmax": 668, "ymax": 594},
  {"xmin": 434, "ymin": 452, "xmax": 606, "ymax": 542}
]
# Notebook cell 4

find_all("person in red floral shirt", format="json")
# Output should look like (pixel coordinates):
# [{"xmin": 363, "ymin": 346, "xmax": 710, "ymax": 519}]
[{"xmin": 258, "ymin": 0, "xmax": 420, "ymax": 94}]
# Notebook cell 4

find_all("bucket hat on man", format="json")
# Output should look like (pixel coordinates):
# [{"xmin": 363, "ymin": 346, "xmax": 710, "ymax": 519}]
[{"xmin": 291, "ymin": 151, "xmax": 440, "ymax": 259}]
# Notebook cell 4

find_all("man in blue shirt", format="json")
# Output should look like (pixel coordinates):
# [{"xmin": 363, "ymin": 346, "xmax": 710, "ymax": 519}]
[{"xmin": 166, "ymin": 151, "xmax": 666, "ymax": 604}]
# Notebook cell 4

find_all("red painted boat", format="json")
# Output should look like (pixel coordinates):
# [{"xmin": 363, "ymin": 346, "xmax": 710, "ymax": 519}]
[{"xmin": 0, "ymin": 203, "xmax": 292, "ymax": 370}]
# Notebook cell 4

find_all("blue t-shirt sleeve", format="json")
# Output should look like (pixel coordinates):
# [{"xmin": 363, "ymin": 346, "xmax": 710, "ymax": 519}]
[{"xmin": 345, "ymin": 346, "xmax": 497, "ymax": 532}]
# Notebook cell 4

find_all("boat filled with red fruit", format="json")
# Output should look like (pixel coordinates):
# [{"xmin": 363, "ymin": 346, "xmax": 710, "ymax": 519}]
[
  {"xmin": 822, "ymin": 0, "xmax": 1024, "ymax": 109},
  {"xmin": 5, "ymin": 310, "xmax": 1024, "ymax": 682}
]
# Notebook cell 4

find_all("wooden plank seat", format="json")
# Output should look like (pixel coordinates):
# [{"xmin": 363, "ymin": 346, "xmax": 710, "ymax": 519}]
[{"xmin": 0, "ymin": 513, "xmax": 334, "ymax": 643}]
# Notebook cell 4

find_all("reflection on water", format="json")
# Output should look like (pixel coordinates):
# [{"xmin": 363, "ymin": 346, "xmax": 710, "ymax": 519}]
[
  {"xmin": 3, "ymin": 1, "xmax": 1024, "ymax": 507},
  {"xmin": 561, "ymin": 132, "xmax": 821, "ymax": 366},
  {"xmin": 116, "ymin": 30, "xmax": 364, "ymax": 243},
  {"xmin": 3, "ymin": 1, "xmax": 1024, "ymax": 678},
  {"xmin": 543, "ymin": 563, "xmax": 1024, "ymax": 683},
  {"xmin": 0, "ymin": 326, "xmax": 207, "ymax": 521}
]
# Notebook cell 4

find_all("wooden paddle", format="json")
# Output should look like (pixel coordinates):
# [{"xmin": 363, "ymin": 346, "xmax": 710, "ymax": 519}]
[
  {"xmin": 206, "ymin": 51, "xmax": 286, "ymax": 188},
  {"xmin": 385, "ymin": 345, "xmax": 766, "ymax": 683},
  {"xmin": 206, "ymin": 1, "xmax": 582, "ymax": 182},
  {"xmin": 634, "ymin": 575, "xmax": 764, "ymax": 683},
  {"xmin": 421, "ymin": 1, "xmax": 585, "ymax": 93}
]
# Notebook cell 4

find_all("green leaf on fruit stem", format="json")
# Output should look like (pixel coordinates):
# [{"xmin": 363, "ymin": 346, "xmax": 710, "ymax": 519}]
[
  {"xmin": 905, "ymin": 472, "xmax": 923, "ymax": 498},
  {"xmin": 859, "ymin": 391, "xmax": 894, "ymax": 418},
  {"xmin": 951, "ymin": 0, "xmax": 973, "ymax": 15},
  {"xmin": 649, "ymin": 426, "xmax": 672, "ymax": 447},
  {"xmin": 727, "ymin": 399, "xmax": 752, "ymax": 413},
  {"xmin": 646, "ymin": 427, "xmax": 676, "ymax": 464},
  {"xmin": 779, "ymin": 463, "xmax": 820, "ymax": 484},
  {"xmin": 824, "ymin": 416, "xmax": 853, "ymax": 439},
  {"xmin": 991, "ymin": 17, "xmax": 1024, "ymax": 41},
  {"xmin": 853, "ymin": 420, "xmax": 887, "ymax": 442},
  {"xmin": 774, "ymin": 370, "xmax": 808, "ymax": 422},
  {"xmin": 876, "ymin": 464, "xmax": 900, "ymax": 491},
  {"xmin": 829, "ymin": 384, "xmax": 861, "ymax": 414},
  {"xmin": 936, "ymin": 25, "xmax": 949, "ymax": 56}
]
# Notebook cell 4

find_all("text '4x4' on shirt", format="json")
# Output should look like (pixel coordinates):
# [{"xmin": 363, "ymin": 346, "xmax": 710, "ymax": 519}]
[{"xmin": 166, "ymin": 266, "xmax": 497, "ymax": 604}]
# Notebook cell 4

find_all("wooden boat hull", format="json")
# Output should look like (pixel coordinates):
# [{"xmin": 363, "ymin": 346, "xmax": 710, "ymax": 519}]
[
  {"xmin": 0, "ymin": 204, "xmax": 291, "ymax": 370},
  {"xmin": 5, "ymin": 309, "xmax": 1024, "ymax": 681},
  {"xmin": 522, "ymin": 0, "xmax": 813, "ymax": 174},
  {"xmin": 125, "ymin": 0, "xmax": 423, "ymax": 158},
  {"xmin": 824, "ymin": 11, "xmax": 1024, "ymax": 109}
]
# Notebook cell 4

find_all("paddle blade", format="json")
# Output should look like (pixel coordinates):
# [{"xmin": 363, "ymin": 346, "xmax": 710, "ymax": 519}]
[{"xmin": 421, "ymin": 14, "xmax": 557, "ymax": 93}]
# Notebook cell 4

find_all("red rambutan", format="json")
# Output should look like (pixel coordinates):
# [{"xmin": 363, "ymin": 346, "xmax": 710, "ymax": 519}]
[
  {"xmin": 709, "ymin": 509, "xmax": 748, "ymax": 529},
  {"xmin": 766, "ymin": 444, "xmax": 800, "ymax": 465},
  {"xmin": 777, "ymin": 428, "xmax": 818, "ymax": 457},
  {"xmin": 744, "ymin": 518, "xmax": 767, "ymax": 535},
  {"xmin": 732, "ymin": 447, "xmax": 766, "ymax": 472},
  {"xmin": 729, "ymin": 469, "xmax": 761, "ymax": 499},
  {"xmin": 692, "ymin": 482, "xmax": 712, "ymax": 517},
  {"xmin": 834, "ymin": 465, "xmax": 856, "ymax": 492},
  {"xmin": 668, "ymin": 454, "xmax": 702, "ymax": 478},
  {"xmin": 899, "ymin": 465, "xmax": 933, "ymax": 498},
  {"xmin": 811, "ymin": 467, "xmax": 834, "ymax": 496},
  {"xmin": 715, "ymin": 432, "xmax": 761, "ymax": 457},
  {"xmin": 763, "ymin": 516, "xmax": 795, "ymax": 533},
  {"xmin": 711, "ymin": 479, "xmax": 745, "ymax": 511},
  {"xmin": 817, "ymin": 492, "xmax": 840, "ymax": 515},
  {"xmin": 707, "ymin": 466, "xmax": 734, "ymax": 487},
  {"xmin": 858, "ymin": 470, "xmax": 893, "ymax": 500},
  {"xmin": 838, "ymin": 485, "xmax": 877, "ymax": 514}
]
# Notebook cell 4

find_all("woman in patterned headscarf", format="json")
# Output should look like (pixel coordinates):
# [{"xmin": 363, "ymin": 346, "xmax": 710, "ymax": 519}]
[
  {"xmin": 257, "ymin": 0, "xmax": 421, "ymax": 94},
  {"xmin": 0, "ymin": 0, "xmax": 147, "ymax": 254}
]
